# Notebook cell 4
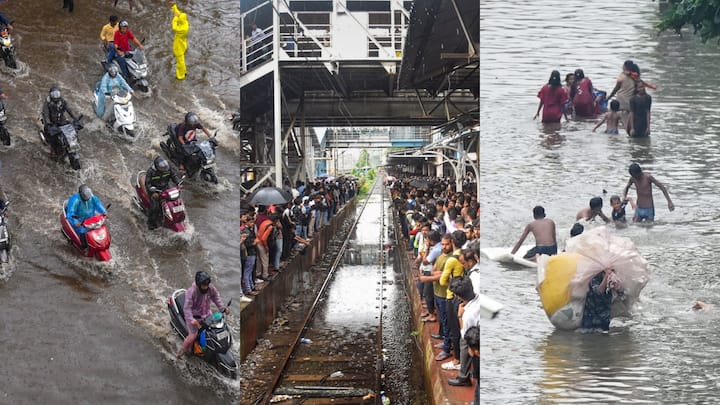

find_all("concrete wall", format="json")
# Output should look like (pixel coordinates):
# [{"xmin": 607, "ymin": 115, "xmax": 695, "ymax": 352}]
[{"xmin": 240, "ymin": 198, "xmax": 358, "ymax": 361}]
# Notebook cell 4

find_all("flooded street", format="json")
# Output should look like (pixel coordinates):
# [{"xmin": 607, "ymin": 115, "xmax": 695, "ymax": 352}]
[
  {"xmin": 0, "ymin": 0, "xmax": 240, "ymax": 402},
  {"xmin": 480, "ymin": 0, "xmax": 720, "ymax": 402}
]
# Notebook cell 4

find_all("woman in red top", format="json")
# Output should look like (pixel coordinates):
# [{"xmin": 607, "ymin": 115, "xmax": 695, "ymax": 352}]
[
  {"xmin": 573, "ymin": 69, "xmax": 596, "ymax": 117},
  {"xmin": 534, "ymin": 70, "xmax": 569, "ymax": 123}
]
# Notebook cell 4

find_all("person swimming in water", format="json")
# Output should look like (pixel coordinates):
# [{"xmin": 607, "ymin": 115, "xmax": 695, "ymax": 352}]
[
  {"xmin": 511, "ymin": 205, "xmax": 558, "ymax": 260},
  {"xmin": 576, "ymin": 197, "xmax": 611, "ymax": 223}
]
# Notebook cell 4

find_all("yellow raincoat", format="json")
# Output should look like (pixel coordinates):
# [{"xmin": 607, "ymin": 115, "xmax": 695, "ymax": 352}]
[{"xmin": 172, "ymin": 4, "xmax": 189, "ymax": 80}]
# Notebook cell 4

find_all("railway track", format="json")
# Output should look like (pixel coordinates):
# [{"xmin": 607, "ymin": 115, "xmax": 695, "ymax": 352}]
[{"xmin": 256, "ymin": 180, "xmax": 390, "ymax": 405}]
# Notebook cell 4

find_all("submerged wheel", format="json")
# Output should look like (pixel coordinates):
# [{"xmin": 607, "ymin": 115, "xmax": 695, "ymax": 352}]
[{"xmin": 202, "ymin": 170, "xmax": 218, "ymax": 184}]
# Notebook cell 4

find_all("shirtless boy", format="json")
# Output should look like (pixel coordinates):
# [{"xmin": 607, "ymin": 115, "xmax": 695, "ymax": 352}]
[
  {"xmin": 511, "ymin": 206, "xmax": 557, "ymax": 259},
  {"xmin": 576, "ymin": 196, "xmax": 611, "ymax": 223},
  {"xmin": 623, "ymin": 163, "xmax": 674, "ymax": 222},
  {"xmin": 592, "ymin": 100, "xmax": 623, "ymax": 134}
]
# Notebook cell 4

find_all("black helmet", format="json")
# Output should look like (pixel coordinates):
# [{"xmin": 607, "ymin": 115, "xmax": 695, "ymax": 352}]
[
  {"xmin": 108, "ymin": 65, "xmax": 119, "ymax": 78},
  {"xmin": 184, "ymin": 112, "xmax": 200, "ymax": 128},
  {"xmin": 154, "ymin": 156, "xmax": 169, "ymax": 173},
  {"xmin": 195, "ymin": 271, "xmax": 211, "ymax": 287},
  {"xmin": 79, "ymin": 184, "xmax": 93, "ymax": 202},
  {"xmin": 49, "ymin": 87, "xmax": 61, "ymax": 102},
  {"xmin": 119, "ymin": 20, "xmax": 129, "ymax": 28}
]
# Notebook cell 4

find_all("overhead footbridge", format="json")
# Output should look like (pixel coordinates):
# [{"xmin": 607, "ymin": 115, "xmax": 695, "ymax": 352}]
[{"xmin": 239, "ymin": 0, "xmax": 478, "ymax": 194}]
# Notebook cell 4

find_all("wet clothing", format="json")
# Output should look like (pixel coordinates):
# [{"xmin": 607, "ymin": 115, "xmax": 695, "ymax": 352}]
[
  {"xmin": 175, "ymin": 122, "xmax": 204, "ymax": 145},
  {"xmin": 629, "ymin": 93, "xmax": 652, "ymax": 137},
  {"xmin": 615, "ymin": 72, "xmax": 637, "ymax": 111},
  {"xmin": 605, "ymin": 128, "xmax": 619, "ymax": 134},
  {"xmin": 145, "ymin": 163, "xmax": 181, "ymax": 228},
  {"xmin": 523, "ymin": 244, "xmax": 557, "ymax": 259},
  {"xmin": 634, "ymin": 207, "xmax": 655, "ymax": 222},
  {"xmin": 171, "ymin": 4, "xmax": 189, "ymax": 80},
  {"xmin": 537, "ymin": 84, "xmax": 569, "ymax": 123},
  {"xmin": 66, "ymin": 193, "xmax": 106, "ymax": 234},
  {"xmin": 42, "ymin": 97, "xmax": 78, "ymax": 151},
  {"xmin": 95, "ymin": 73, "xmax": 132, "ymax": 119},
  {"xmin": 573, "ymin": 78, "xmax": 595, "ymax": 116},
  {"xmin": 612, "ymin": 206, "xmax": 627, "ymax": 223},
  {"xmin": 181, "ymin": 282, "xmax": 226, "ymax": 353},
  {"xmin": 581, "ymin": 272, "xmax": 612, "ymax": 331}
]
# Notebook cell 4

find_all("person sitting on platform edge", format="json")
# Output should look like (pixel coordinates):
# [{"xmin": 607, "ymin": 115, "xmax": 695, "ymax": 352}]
[{"xmin": 510, "ymin": 205, "xmax": 557, "ymax": 260}]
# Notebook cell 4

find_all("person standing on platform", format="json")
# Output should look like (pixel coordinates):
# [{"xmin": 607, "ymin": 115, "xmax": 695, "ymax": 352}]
[{"xmin": 170, "ymin": 1, "xmax": 189, "ymax": 80}]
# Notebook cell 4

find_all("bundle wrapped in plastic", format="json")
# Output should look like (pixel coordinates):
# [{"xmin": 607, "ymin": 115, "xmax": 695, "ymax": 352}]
[{"xmin": 536, "ymin": 226, "xmax": 649, "ymax": 330}]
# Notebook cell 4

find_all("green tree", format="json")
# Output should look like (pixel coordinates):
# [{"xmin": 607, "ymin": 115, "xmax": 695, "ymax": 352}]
[
  {"xmin": 356, "ymin": 149, "xmax": 370, "ymax": 169},
  {"xmin": 658, "ymin": 0, "xmax": 720, "ymax": 43}
]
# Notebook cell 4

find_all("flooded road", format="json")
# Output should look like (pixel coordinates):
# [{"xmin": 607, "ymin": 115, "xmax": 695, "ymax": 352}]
[
  {"xmin": 480, "ymin": 0, "xmax": 720, "ymax": 402},
  {"xmin": 0, "ymin": 0, "xmax": 241, "ymax": 402}
]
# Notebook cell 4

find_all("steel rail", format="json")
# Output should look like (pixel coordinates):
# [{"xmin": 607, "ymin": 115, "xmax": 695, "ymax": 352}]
[{"xmin": 260, "ymin": 179, "xmax": 380, "ymax": 405}]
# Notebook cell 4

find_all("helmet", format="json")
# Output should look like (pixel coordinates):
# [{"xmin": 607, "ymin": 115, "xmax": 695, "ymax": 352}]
[
  {"xmin": 119, "ymin": 20, "xmax": 129, "ymax": 28},
  {"xmin": 49, "ymin": 87, "xmax": 61, "ymax": 102},
  {"xmin": 108, "ymin": 65, "xmax": 119, "ymax": 78},
  {"xmin": 195, "ymin": 271, "xmax": 211, "ymax": 287},
  {"xmin": 154, "ymin": 156, "xmax": 169, "ymax": 173},
  {"xmin": 79, "ymin": 184, "xmax": 93, "ymax": 202},
  {"xmin": 184, "ymin": 112, "xmax": 200, "ymax": 128}
]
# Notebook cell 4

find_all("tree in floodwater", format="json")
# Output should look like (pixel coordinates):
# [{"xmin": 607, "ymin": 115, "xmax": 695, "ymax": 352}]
[{"xmin": 658, "ymin": 0, "xmax": 720, "ymax": 42}]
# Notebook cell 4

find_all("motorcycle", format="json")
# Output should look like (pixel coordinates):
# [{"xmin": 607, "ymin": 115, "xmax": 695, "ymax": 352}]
[
  {"xmin": 0, "ymin": 201, "xmax": 11, "ymax": 264},
  {"xmin": 160, "ymin": 125, "xmax": 219, "ymax": 184},
  {"xmin": 59, "ymin": 202, "xmax": 112, "ymax": 261},
  {"xmin": 167, "ymin": 289, "xmax": 237, "ymax": 379},
  {"xmin": 132, "ymin": 171, "xmax": 186, "ymax": 232},
  {"xmin": 38, "ymin": 116, "xmax": 84, "ymax": 170},
  {"xmin": 0, "ymin": 25, "xmax": 17, "ymax": 69},
  {"xmin": 0, "ymin": 98, "xmax": 12, "ymax": 145},
  {"xmin": 93, "ymin": 84, "xmax": 136, "ymax": 137},
  {"xmin": 103, "ymin": 49, "xmax": 149, "ymax": 93}
]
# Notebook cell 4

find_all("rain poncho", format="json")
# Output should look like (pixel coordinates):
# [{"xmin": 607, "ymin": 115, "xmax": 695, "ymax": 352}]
[
  {"xmin": 171, "ymin": 4, "xmax": 189, "ymax": 80},
  {"xmin": 95, "ymin": 73, "xmax": 132, "ymax": 118},
  {"xmin": 66, "ymin": 193, "xmax": 107, "ymax": 234},
  {"xmin": 536, "ymin": 226, "xmax": 649, "ymax": 330}
]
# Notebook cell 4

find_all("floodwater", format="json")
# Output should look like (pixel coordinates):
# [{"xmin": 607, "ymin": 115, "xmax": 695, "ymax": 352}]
[
  {"xmin": 480, "ymin": 0, "xmax": 720, "ymax": 403},
  {"xmin": 0, "ymin": 1, "xmax": 241, "ymax": 403}
]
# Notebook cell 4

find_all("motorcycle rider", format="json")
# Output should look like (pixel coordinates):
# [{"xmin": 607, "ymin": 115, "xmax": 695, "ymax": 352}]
[
  {"xmin": 95, "ymin": 65, "xmax": 134, "ymax": 121},
  {"xmin": 174, "ymin": 112, "xmax": 213, "ymax": 172},
  {"xmin": 42, "ymin": 87, "xmax": 79, "ymax": 158},
  {"xmin": 66, "ymin": 185, "xmax": 107, "ymax": 248},
  {"xmin": 176, "ymin": 271, "xmax": 230, "ymax": 359},
  {"xmin": 0, "ymin": 12, "xmax": 13, "ymax": 31},
  {"xmin": 145, "ymin": 156, "xmax": 181, "ymax": 230},
  {"xmin": 112, "ymin": 20, "xmax": 145, "ymax": 79}
]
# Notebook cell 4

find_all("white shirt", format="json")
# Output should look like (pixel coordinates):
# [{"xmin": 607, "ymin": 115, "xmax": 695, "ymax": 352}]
[{"xmin": 461, "ymin": 295, "xmax": 481, "ymax": 338}]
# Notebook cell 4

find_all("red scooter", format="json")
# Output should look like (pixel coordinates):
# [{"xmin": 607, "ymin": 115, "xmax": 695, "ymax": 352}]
[
  {"xmin": 133, "ymin": 171, "xmax": 186, "ymax": 232},
  {"xmin": 60, "ymin": 202, "xmax": 112, "ymax": 261}
]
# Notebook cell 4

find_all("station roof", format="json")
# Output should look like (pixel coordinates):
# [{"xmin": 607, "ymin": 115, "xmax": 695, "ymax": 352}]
[{"xmin": 398, "ymin": 0, "xmax": 479, "ymax": 96}]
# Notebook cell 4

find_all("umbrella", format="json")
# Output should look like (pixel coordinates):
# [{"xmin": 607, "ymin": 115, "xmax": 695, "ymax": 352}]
[
  {"xmin": 409, "ymin": 179, "xmax": 430, "ymax": 190},
  {"xmin": 247, "ymin": 187, "xmax": 292, "ymax": 206}
]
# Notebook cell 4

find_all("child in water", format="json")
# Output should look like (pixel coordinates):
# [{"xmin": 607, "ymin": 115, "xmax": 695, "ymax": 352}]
[
  {"xmin": 610, "ymin": 195, "xmax": 636, "ymax": 225},
  {"xmin": 592, "ymin": 100, "xmax": 622, "ymax": 134}
]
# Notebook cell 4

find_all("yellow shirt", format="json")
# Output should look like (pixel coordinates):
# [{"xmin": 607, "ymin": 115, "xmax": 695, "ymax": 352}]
[
  {"xmin": 432, "ymin": 253, "xmax": 450, "ymax": 298},
  {"xmin": 439, "ymin": 249, "xmax": 464, "ymax": 299},
  {"xmin": 100, "ymin": 23, "xmax": 118, "ymax": 42}
]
